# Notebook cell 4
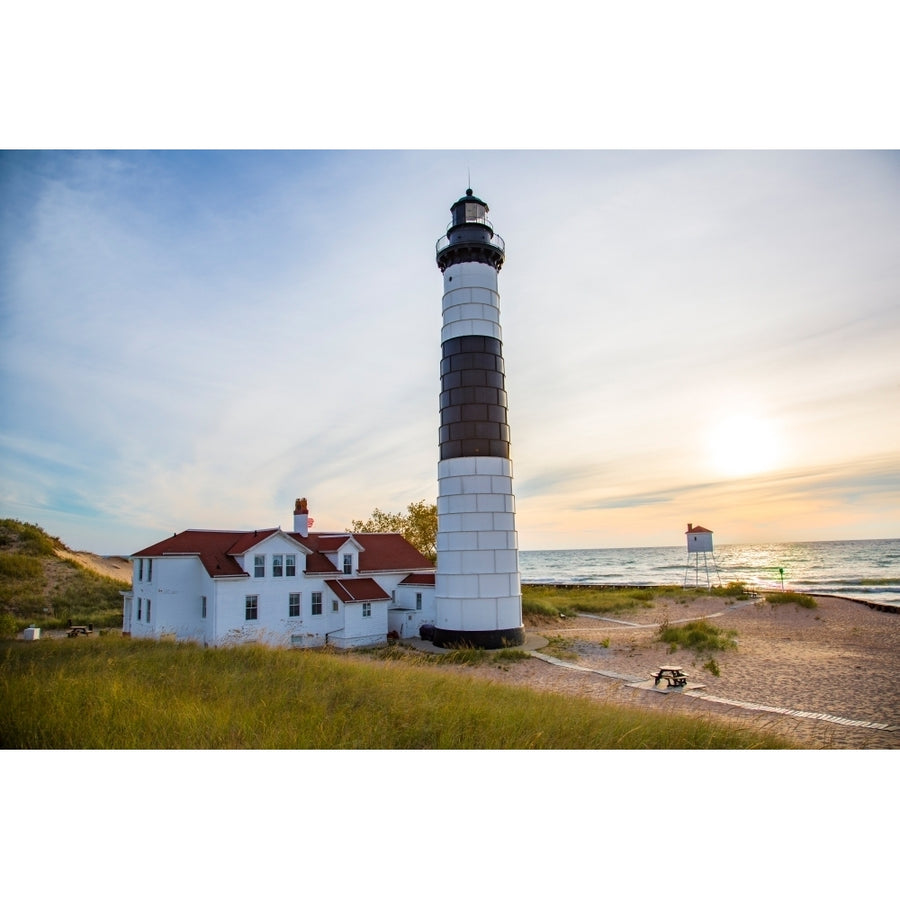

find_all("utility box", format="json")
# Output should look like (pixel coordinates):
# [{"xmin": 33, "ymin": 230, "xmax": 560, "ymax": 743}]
[{"xmin": 23, "ymin": 626, "xmax": 41, "ymax": 641}]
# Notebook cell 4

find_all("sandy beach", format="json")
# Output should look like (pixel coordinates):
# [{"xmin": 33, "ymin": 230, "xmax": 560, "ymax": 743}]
[{"xmin": 465, "ymin": 592, "xmax": 900, "ymax": 749}]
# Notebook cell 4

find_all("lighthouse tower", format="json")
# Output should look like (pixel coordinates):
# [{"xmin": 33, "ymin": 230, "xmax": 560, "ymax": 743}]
[{"xmin": 432, "ymin": 189, "xmax": 525, "ymax": 648}]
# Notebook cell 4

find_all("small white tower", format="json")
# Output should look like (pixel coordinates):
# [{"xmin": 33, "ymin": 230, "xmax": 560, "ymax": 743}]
[
  {"xmin": 684, "ymin": 523, "xmax": 722, "ymax": 589},
  {"xmin": 432, "ymin": 188, "xmax": 524, "ymax": 648}
]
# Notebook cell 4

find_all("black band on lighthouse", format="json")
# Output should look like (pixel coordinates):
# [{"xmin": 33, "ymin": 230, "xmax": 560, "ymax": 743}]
[
  {"xmin": 439, "ymin": 334, "xmax": 510, "ymax": 460},
  {"xmin": 432, "ymin": 624, "xmax": 526, "ymax": 650}
]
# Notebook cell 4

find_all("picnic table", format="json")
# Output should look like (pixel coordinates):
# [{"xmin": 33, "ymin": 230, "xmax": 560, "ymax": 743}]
[
  {"xmin": 66, "ymin": 623, "xmax": 93, "ymax": 637},
  {"xmin": 652, "ymin": 666, "xmax": 687, "ymax": 688}
]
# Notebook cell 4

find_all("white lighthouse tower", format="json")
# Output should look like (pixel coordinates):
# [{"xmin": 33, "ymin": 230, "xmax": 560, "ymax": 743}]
[
  {"xmin": 683, "ymin": 523, "xmax": 722, "ymax": 589},
  {"xmin": 432, "ymin": 188, "xmax": 525, "ymax": 648}
]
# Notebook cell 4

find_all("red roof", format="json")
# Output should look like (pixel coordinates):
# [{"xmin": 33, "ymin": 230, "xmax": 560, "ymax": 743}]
[
  {"xmin": 308, "ymin": 535, "xmax": 357, "ymax": 552},
  {"xmin": 133, "ymin": 529, "xmax": 433, "ymax": 579},
  {"xmin": 133, "ymin": 530, "xmax": 251, "ymax": 578},
  {"xmin": 354, "ymin": 533, "xmax": 433, "ymax": 572},
  {"xmin": 301, "ymin": 551, "xmax": 339, "ymax": 574},
  {"xmin": 399, "ymin": 573, "xmax": 436, "ymax": 585},
  {"xmin": 228, "ymin": 529, "xmax": 285, "ymax": 554},
  {"xmin": 685, "ymin": 524, "xmax": 713, "ymax": 534},
  {"xmin": 324, "ymin": 578, "xmax": 391, "ymax": 604}
]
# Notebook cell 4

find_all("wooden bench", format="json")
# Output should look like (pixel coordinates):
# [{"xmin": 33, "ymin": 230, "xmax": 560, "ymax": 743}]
[
  {"xmin": 652, "ymin": 666, "xmax": 687, "ymax": 688},
  {"xmin": 66, "ymin": 624, "xmax": 93, "ymax": 637}
]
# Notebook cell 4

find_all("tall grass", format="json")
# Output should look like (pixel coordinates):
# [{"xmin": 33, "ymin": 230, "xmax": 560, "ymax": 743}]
[
  {"xmin": 0, "ymin": 636, "xmax": 793, "ymax": 749},
  {"xmin": 0, "ymin": 519, "xmax": 128, "ymax": 630},
  {"xmin": 765, "ymin": 592, "xmax": 818, "ymax": 609},
  {"xmin": 521, "ymin": 583, "xmax": 746, "ymax": 620},
  {"xmin": 0, "ymin": 519, "xmax": 63, "ymax": 556},
  {"xmin": 657, "ymin": 619, "xmax": 738, "ymax": 655},
  {"xmin": 522, "ymin": 584, "xmax": 656, "ymax": 618}
]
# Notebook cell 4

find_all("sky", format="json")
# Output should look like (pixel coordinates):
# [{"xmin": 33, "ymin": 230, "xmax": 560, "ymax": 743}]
[{"xmin": 2, "ymin": 148, "xmax": 898, "ymax": 554}]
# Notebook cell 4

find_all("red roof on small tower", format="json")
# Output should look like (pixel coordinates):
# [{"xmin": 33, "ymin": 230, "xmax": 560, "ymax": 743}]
[{"xmin": 685, "ymin": 523, "xmax": 713, "ymax": 534}]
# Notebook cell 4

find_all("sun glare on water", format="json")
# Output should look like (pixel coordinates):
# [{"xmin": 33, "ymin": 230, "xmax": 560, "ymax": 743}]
[{"xmin": 708, "ymin": 414, "xmax": 780, "ymax": 477}]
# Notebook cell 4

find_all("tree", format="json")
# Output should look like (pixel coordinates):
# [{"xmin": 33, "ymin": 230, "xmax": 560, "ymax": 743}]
[{"xmin": 350, "ymin": 500, "xmax": 437, "ymax": 563}]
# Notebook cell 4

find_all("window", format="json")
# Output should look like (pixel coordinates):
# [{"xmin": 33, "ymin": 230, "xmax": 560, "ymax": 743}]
[
  {"xmin": 311, "ymin": 592, "xmax": 323, "ymax": 616},
  {"xmin": 245, "ymin": 595, "xmax": 258, "ymax": 620},
  {"xmin": 254, "ymin": 555, "xmax": 265, "ymax": 578},
  {"xmin": 273, "ymin": 554, "xmax": 283, "ymax": 577},
  {"xmin": 342, "ymin": 553, "xmax": 352, "ymax": 574},
  {"xmin": 285, "ymin": 554, "xmax": 296, "ymax": 577},
  {"xmin": 465, "ymin": 202, "xmax": 485, "ymax": 224},
  {"xmin": 147, "ymin": 559, "xmax": 153, "ymax": 581},
  {"xmin": 362, "ymin": 602, "xmax": 372, "ymax": 618},
  {"xmin": 332, "ymin": 598, "xmax": 339, "ymax": 613},
  {"xmin": 201, "ymin": 596, "xmax": 207, "ymax": 618},
  {"xmin": 138, "ymin": 559, "xmax": 144, "ymax": 581},
  {"xmin": 147, "ymin": 599, "xmax": 151, "ymax": 622},
  {"xmin": 289, "ymin": 593, "xmax": 300, "ymax": 617},
  {"xmin": 137, "ymin": 597, "xmax": 142, "ymax": 621},
  {"xmin": 416, "ymin": 592, "xmax": 422, "ymax": 611}
]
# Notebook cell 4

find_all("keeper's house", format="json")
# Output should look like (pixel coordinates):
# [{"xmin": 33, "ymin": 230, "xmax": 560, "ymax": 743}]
[{"xmin": 122, "ymin": 500, "xmax": 435, "ymax": 649}]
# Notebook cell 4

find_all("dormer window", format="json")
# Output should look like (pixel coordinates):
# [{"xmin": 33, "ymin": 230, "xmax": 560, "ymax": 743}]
[{"xmin": 342, "ymin": 553, "xmax": 352, "ymax": 575}]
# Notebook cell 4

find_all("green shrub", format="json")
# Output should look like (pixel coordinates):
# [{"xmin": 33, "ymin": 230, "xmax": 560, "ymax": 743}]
[
  {"xmin": 765, "ymin": 593, "xmax": 818, "ymax": 609},
  {"xmin": 0, "ymin": 554, "xmax": 44, "ymax": 579},
  {"xmin": 0, "ymin": 612, "xmax": 18, "ymax": 639},
  {"xmin": 0, "ymin": 519, "xmax": 62, "ymax": 556},
  {"xmin": 522, "ymin": 584, "xmax": 666, "ymax": 619},
  {"xmin": 437, "ymin": 646, "xmax": 489, "ymax": 665},
  {"xmin": 713, "ymin": 581, "xmax": 751, "ymax": 597},
  {"xmin": 540, "ymin": 635, "xmax": 578, "ymax": 661},
  {"xmin": 521, "ymin": 592, "xmax": 572, "ymax": 619},
  {"xmin": 493, "ymin": 648, "xmax": 530, "ymax": 662},
  {"xmin": 702, "ymin": 658, "xmax": 721, "ymax": 677},
  {"xmin": 657, "ymin": 619, "xmax": 737, "ymax": 655}
]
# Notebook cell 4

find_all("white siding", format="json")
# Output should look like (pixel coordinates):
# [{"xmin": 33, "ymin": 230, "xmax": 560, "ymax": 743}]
[
  {"xmin": 687, "ymin": 532, "xmax": 714, "ymax": 553},
  {"xmin": 125, "ymin": 533, "xmax": 433, "ymax": 651}
]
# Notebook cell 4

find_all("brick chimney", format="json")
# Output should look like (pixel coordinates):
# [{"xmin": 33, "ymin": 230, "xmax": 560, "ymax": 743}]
[{"xmin": 294, "ymin": 497, "xmax": 309, "ymax": 537}]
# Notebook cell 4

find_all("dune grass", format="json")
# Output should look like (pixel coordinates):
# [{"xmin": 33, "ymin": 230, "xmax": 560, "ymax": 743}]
[
  {"xmin": 0, "ymin": 519, "xmax": 128, "ymax": 631},
  {"xmin": 0, "ymin": 635, "xmax": 793, "ymax": 749},
  {"xmin": 765, "ymin": 592, "xmax": 818, "ymax": 609},
  {"xmin": 657, "ymin": 619, "xmax": 738, "ymax": 655},
  {"xmin": 521, "ymin": 582, "xmax": 747, "ymax": 620}
]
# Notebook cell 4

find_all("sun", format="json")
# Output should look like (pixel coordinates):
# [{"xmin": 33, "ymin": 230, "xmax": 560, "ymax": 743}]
[{"xmin": 707, "ymin": 414, "xmax": 780, "ymax": 477}]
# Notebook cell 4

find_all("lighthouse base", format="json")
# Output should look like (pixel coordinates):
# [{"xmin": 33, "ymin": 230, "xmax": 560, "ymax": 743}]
[{"xmin": 432, "ymin": 625, "xmax": 525, "ymax": 650}]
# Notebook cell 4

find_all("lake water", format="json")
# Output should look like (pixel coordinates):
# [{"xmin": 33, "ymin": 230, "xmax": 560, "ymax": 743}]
[{"xmin": 519, "ymin": 538, "xmax": 900, "ymax": 607}]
